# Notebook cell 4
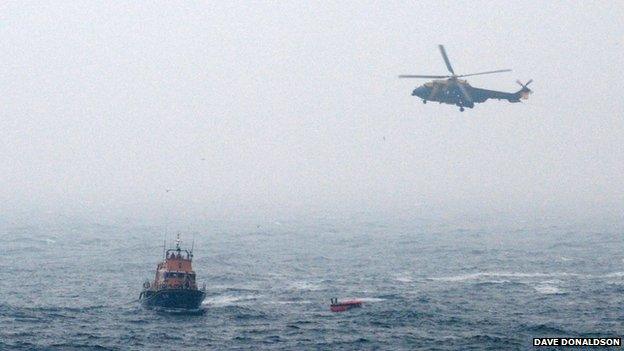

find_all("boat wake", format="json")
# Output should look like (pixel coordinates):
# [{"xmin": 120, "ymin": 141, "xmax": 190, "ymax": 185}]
[
  {"xmin": 351, "ymin": 297, "xmax": 386, "ymax": 303},
  {"xmin": 152, "ymin": 307, "xmax": 205, "ymax": 315},
  {"xmin": 202, "ymin": 294, "xmax": 259, "ymax": 307}
]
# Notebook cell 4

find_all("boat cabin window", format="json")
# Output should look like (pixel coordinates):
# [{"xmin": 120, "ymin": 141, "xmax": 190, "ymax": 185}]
[
  {"xmin": 167, "ymin": 252, "xmax": 184, "ymax": 259},
  {"xmin": 166, "ymin": 250, "xmax": 190, "ymax": 260},
  {"xmin": 164, "ymin": 272, "xmax": 193, "ymax": 279}
]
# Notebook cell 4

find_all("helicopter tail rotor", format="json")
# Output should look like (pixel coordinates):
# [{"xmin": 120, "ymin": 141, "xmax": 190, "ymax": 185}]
[
  {"xmin": 516, "ymin": 79, "xmax": 533, "ymax": 89},
  {"xmin": 516, "ymin": 79, "xmax": 533, "ymax": 99}
]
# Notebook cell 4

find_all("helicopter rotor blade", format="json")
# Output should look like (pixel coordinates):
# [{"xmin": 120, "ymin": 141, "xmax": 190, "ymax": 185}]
[
  {"xmin": 398, "ymin": 75, "xmax": 450, "ymax": 79},
  {"xmin": 438, "ymin": 45, "xmax": 455, "ymax": 75},
  {"xmin": 456, "ymin": 69, "xmax": 512, "ymax": 78}
]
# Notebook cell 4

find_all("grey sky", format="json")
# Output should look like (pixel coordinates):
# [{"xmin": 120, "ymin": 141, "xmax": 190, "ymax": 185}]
[{"xmin": 1, "ymin": 1, "xmax": 622, "ymax": 223}]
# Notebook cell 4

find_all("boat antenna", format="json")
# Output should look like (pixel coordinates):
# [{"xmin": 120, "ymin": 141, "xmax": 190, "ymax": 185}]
[
  {"xmin": 162, "ymin": 233, "xmax": 166, "ymax": 259},
  {"xmin": 162, "ymin": 186, "xmax": 171, "ymax": 259},
  {"xmin": 189, "ymin": 233, "xmax": 195, "ymax": 260}
]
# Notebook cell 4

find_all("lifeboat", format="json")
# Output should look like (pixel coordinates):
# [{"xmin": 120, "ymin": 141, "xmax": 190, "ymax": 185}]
[
  {"xmin": 139, "ymin": 234, "xmax": 206, "ymax": 310},
  {"xmin": 330, "ymin": 298, "xmax": 362, "ymax": 312}
]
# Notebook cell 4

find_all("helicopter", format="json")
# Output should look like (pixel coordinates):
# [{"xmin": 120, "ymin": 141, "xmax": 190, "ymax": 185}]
[{"xmin": 399, "ymin": 45, "xmax": 532, "ymax": 112}]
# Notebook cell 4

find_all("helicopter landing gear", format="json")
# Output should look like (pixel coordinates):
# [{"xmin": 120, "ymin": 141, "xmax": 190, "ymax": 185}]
[{"xmin": 459, "ymin": 106, "xmax": 465, "ymax": 112}]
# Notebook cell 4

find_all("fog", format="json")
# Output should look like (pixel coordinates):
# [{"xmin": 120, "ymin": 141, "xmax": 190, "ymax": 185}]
[{"xmin": 1, "ymin": 2, "xmax": 622, "ymax": 225}]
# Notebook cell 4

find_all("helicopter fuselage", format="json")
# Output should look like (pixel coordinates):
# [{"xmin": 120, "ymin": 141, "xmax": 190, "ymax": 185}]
[
  {"xmin": 412, "ymin": 79, "xmax": 475, "ymax": 109},
  {"xmin": 410, "ymin": 77, "xmax": 531, "ymax": 112}
]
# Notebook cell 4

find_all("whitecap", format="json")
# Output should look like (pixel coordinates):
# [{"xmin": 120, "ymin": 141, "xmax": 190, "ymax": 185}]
[
  {"xmin": 479, "ymin": 279, "xmax": 512, "ymax": 284},
  {"xmin": 429, "ymin": 271, "xmax": 580, "ymax": 282},
  {"xmin": 428, "ymin": 273, "xmax": 484, "ymax": 282},
  {"xmin": 395, "ymin": 276, "xmax": 412, "ymax": 283},
  {"xmin": 288, "ymin": 281, "xmax": 322, "ymax": 291},
  {"xmin": 539, "ymin": 279, "xmax": 562, "ymax": 284},
  {"xmin": 534, "ymin": 284, "xmax": 564, "ymax": 295},
  {"xmin": 273, "ymin": 300, "xmax": 313, "ymax": 305}
]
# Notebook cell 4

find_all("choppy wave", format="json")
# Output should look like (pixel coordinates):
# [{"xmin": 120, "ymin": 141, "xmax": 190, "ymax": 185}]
[
  {"xmin": 273, "ymin": 300, "xmax": 313, "ymax": 305},
  {"xmin": 3, "ymin": 222, "xmax": 622, "ymax": 350},
  {"xmin": 429, "ymin": 271, "xmax": 586, "ymax": 282},
  {"xmin": 602, "ymin": 272, "xmax": 624, "ymax": 278}
]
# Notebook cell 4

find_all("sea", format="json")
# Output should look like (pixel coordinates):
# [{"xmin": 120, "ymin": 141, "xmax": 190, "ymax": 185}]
[{"xmin": 1, "ymin": 217, "xmax": 622, "ymax": 350}]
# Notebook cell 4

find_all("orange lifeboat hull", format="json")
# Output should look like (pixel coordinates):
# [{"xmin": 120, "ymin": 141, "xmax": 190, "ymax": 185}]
[{"xmin": 330, "ymin": 300, "xmax": 362, "ymax": 312}]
